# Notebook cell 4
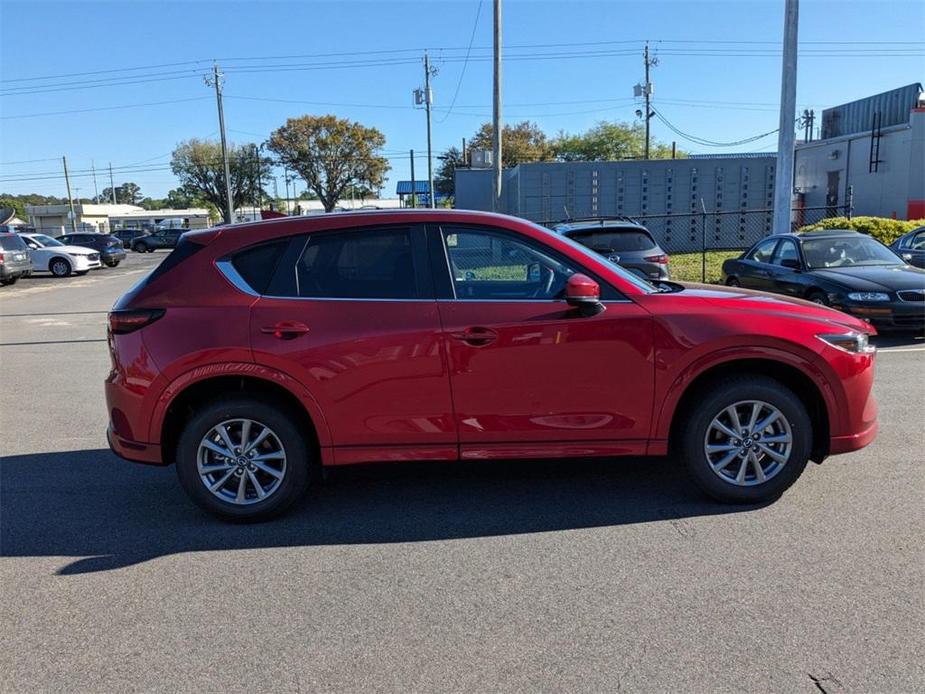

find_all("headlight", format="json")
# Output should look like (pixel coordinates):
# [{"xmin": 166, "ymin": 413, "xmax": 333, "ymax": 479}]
[
  {"xmin": 817, "ymin": 332, "xmax": 875, "ymax": 354},
  {"xmin": 847, "ymin": 292, "xmax": 890, "ymax": 302}
]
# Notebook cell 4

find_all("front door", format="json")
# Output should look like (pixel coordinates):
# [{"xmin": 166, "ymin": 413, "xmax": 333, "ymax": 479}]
[
  {"xmin": 431, "ymin": 224, "xmax": 654, "ymax": 459},
  {"xmin": 249, "ymin": 224, "xmax": 456, "ymax": 463}
]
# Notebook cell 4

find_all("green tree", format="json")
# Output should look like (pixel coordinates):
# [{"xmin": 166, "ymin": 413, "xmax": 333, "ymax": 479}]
[
  {"xmin": 0, "ymin": 196, "xmax": 27, "ymax": 221},
  {"xmin": 552, "ymin": 121, "xmax": 684, "ymax": 161},
  {"xmin": 268, "ymin": 115, "xmax": 389, "ymax": 213},
  {"xmin": 435, "ymin": 146, "xmax": 463, "ymax": 198},
  {"xmin": 101, "ymin": 181, "xmax": 142, "ymax": 204},
  {"xmin": 170, "ymin": 139, "xmax": 272, "ymax": 223},
  {"xmin": 469, "ymin": 121, "xmax": 554, "ymax": 166}
]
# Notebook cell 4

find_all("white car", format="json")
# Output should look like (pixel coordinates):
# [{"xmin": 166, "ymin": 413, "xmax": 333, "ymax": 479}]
[{"xmin": 20, "ymin": 233, "xmax": 102, "ymax": 277}]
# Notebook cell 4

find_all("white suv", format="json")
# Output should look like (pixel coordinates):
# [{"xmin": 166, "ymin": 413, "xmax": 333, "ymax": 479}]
[{"xmin": 20, "ymin": 233, "xmax": 102, "ymax": 277}]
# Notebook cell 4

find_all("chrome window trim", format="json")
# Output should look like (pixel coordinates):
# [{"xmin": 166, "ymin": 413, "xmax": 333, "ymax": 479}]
[{"xmin": 215, "ymin": 259, "xmax": 259, "ymax": 297}]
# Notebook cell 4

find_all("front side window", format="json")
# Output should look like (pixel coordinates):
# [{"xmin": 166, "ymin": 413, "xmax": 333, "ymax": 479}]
[
  {"xmin": 442, "ymin": 226, "xmax": 579, "ymax": 300},
  {"xmin": 747, "ymin": 239, "xmax": 778, "ymax": 263},
  {"xmin": 771, "ymin": 240, "xmax": 800, "ymax": 266},
  {"xmin": 0, "ymin": 235, "xmax": 27, "ymax": 251},
  {"xmin": 295, "ymin": 227, "xmax": 419, "ymax": 299},
  {"xmin": 31, "ymin": 234, "xmax": 64, "ymax": 248},
  {"xmin": 908, "ymin": 231, "xmax": 925, "ymax": 251}
]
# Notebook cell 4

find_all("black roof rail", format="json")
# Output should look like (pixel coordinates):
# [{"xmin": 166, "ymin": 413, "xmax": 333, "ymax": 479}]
[{"xmin": 553, "ymin": 215, "xmax": 642, "ymax": 227}]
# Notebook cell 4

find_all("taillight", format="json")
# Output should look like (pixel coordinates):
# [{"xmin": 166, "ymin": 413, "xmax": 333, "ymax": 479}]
[
  {"xmin": 108, "ymin": 309, "xmax": 165, "ymax": 335},
  {"xmin": 0, "ymin": 252, "xmax": 5, "ymax": 263},
  {"xmin": 644, "ymin": 254, "xmax": 669, "ymax": 265}
]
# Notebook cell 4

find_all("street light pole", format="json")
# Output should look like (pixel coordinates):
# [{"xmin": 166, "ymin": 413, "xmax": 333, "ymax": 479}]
[
  {"xmin": 773, "ymin": 0, "xmax": 799, "ymax": 234},
  {"xmin": 62, "ymin": 156, "xmax": 77, "ymax": 232}
]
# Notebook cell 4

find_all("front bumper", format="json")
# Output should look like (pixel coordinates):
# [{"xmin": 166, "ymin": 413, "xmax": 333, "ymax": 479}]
[
  {"xmin": 830, "ymin": 420, "xmax": 879, "ymax": 455},
  {"xmin": 102, "ymin": 249, "xmax": 127, "ymax": 263},
  {"xmin": 835, "ymin": 299, "xmax": 925, "ymax": 331}
]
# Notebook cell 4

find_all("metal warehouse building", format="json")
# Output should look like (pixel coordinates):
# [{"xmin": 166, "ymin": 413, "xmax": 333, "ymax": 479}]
[{"xmin": 455, "ymin": 83, "xmax": 924, "ymax": 252}]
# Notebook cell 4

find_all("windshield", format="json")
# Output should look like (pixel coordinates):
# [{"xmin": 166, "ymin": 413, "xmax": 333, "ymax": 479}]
[
  {"xmin": 802, "ymin": 235, "xmax": 902, "ymax": 269},
  {"xmin": 31, "ymin": 234, "xmax": 64, "ymax": 247},
  {"xmin": 528, "ymin": 221, "xmax": 657, "ymax": 293}
]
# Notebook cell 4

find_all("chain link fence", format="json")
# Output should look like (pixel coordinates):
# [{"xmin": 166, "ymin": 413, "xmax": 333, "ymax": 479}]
[{"xmin": 538, "ymin": 203, "xmax": 853, "ymax": 283}]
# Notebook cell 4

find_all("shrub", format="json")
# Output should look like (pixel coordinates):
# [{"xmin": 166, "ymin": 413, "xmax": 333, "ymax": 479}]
[{"xmin": 799, "ymin": 216, "xmax": 925, "ymax": 245}]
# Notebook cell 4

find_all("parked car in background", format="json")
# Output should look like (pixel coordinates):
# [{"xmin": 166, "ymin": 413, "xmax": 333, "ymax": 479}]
[
  {"xmin": 554, "ymin": 218, "xmax": 670, "ymax": 280},
  {"xmin": 722, "ymin": 230, "xmax": 925, "ymax": 331},
  {"xmin": 106, "ymin": 210, "xmax": 878, "ymax": 521},
  {"xmin": 19, "ymin": 232, "xmax": 101, "ymax": 277},
  {"xmin": 890, "ymin": 226, "xmax": 925, "ymax": 269},
  {"xmin": 58, "ymin": 232, "xmax": 127, "ymax": 267},
  {"xmin": 131, "ymin": 228, "xmax": 184, "ymax": 253},
  {"xmin": 112, "ymin": 228, "xmax": 149, "ymax": 249},
  {"xmin": 0, "ymin": 232, "xmax": 32, "ymax": 285}
]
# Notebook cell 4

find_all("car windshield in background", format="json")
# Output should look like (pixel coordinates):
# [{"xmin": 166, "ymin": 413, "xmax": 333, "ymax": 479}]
[
  {"xmin": 571, "ymin": 229, "xmax": 656, "ymax": 252},
  {"xmin": 32, "ymin": 234, "xmax": 64, "ymax": 247},
  {"xmin": 802, "ymin": 236, "xmax": 903, "ymax": 269},
  {"xmin": 0, "ymin": 235, "xmax": 27, "ymax": 250}
]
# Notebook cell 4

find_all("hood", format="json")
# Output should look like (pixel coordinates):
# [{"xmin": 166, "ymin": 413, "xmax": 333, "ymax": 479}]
[
  {"xmin": 675, "ymin": 283, "xmax": 871, "ymax": 332},
  {"xmin": 811, "ymin": 265, "xmax": 925, "ymax": 292},
  {"xmin": 57, "ymin": 245, "xmax": 99, "ymax": 255}
]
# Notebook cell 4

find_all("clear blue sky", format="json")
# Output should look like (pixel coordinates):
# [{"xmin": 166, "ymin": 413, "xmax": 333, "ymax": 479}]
[{"xmin": 1, "ymin": 0, "xmax": 923, "ymax": 200}]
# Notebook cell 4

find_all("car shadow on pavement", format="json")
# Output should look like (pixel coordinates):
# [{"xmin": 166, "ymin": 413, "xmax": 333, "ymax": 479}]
[{"xmin": 1, "ymin": 448, "xmax": 759, "ymax": 575}]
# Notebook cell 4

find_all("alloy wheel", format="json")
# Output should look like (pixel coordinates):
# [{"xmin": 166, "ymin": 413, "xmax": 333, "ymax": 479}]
[
  {"xmin": 703, "ymin": 400, "xmax": 793, "ymax": 487},
  {"xmin": 196, "ymin": 418, "xmax": 287, "ymax": 505}
]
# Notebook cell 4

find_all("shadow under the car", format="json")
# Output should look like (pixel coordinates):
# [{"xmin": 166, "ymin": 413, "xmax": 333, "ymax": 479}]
[
  {"xmin": 872, "ymin": 333, "xmax": 924, "ymax": 349},
  {"xmin": 1, "ymin": 448, "xmax": 761, "ymax": 575}
]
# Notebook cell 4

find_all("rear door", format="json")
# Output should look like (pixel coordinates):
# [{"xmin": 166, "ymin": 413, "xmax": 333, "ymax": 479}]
[
  {"xmin": 247, "ymin": 224, "xmax": 457, "ymax": 464},
  {"xmin": 738, "ymin": 238, "xmax": 780, "ymax": 291},
  {"xmin": 431, "ymin": 223, "xmax": 654, "ymax": 458}
]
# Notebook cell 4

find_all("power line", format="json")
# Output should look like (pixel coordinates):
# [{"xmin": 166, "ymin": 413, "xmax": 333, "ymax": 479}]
[
  {"xmin": 0, "ymin": 96, "xmax": 212, "ymax": 121},
  {"xmin": 651, "ymin": 107, "xmax": 779, "ymax": 147},
  {"xmin": 436, "ymin": 0, "xmax": 484, "ymax": 124}
]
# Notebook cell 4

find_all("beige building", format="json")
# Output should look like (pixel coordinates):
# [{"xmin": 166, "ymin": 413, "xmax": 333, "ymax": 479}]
[{"xmin": 25, "ymin": 203, "xmax": 212, "ymax": 235}]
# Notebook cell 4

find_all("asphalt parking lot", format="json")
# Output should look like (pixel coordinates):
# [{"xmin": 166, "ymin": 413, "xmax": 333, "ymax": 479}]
[{"xmin": 1, "ymin": 252, "xmax": 923, "ymax": 693}]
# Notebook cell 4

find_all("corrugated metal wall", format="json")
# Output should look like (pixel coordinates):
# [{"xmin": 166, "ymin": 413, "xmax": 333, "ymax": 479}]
[{"xmin": 821, "ymin": 83, "xmax": 922, "ymax": 139}]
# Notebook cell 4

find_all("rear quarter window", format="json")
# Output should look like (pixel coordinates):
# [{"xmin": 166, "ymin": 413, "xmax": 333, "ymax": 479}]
[{"xmin": 229, "ymin": 239, "xmax": 289, "ymax": 295}]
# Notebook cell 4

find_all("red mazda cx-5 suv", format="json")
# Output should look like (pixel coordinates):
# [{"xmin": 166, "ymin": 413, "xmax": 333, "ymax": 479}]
[{"xmin": 106, "ymin": 210, "xmax": 878, "ymax": 520}]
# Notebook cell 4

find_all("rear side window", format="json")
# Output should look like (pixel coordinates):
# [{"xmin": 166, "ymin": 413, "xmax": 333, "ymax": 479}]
[
  {"xmin": 746, "ymin": 239, "xmax": 778, "ymax": 263},
  {"xmin": 570, "ymin": 229, "xmax": 656, "ymax": 252},
  {"xmin": 230, "ymin": 239, "xmax": 289, "ymax": 295},
  {"xmin": 293, "ymin": 227, "xmax": 419, "ymax": 299},
  {"xmin": 0, "ymin": 235, "xmax": 27, "ymax": 251}
]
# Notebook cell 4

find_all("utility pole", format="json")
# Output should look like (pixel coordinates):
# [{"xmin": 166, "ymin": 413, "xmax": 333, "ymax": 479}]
[
  {"xmin": 284, "ymin": 166, "xmax": 292, "ymax": 215},
  {"xmin": 205, "ymin": 63, "xmax": 234, "ymax": 224},
  {"xmin": 639, "ymin": 42, "xmax": 657, "ymax": 160},
  {"xmin": 108, "ymin": 163, "xmax": 116, "ymax": 204},
  {"xmin": 773, "ymin": 0, "xmax": 799, "ymax": 235},
  {"xmin": 492, "ymin": 0, "xmax": 503, "ymax": 211},
  {"xmin": 62, "ymin": 156, "xmax": 77, "ymax": 232},
  {"xmin": 409, "ymin": 149, "xmax": 417, "ymax": 208},
  {"xmin": 800, "ymin": 108, "xmax": 815, "ymax": 143},
  {"xmin": 462, "ymin": 137, "xmax": 467, "ymax": 166},
  {"xmin": 91, "ymin": 161, "xmax": 100, "ymax": 203},
  {"xmin": 423, "ymin": 51, "xmax": 436, "ymax": 208}
]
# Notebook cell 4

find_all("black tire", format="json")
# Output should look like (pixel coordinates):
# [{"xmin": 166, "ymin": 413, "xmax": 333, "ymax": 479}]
[
  {"xmin": 132, "ymin": 243, "xmax": 147, "ymax": 253},
  {"xmin": 679, "ymin": 376, "xmax": 812, "ymax": 504},
  {"xmin": 49, "ymin": 257, "xmax": 72, "ymax": 277},
  {"xmin": 726, "ymin": 277, "xmax": 740, "ymax": 287},
  {"xmin": 807, "ymin": 290, "xmax": 829, "ymax": 306},
  {"xmin": 175, "ymin": 397, "xmax": 311, "ymax": 521},
  {"xmin": 105, "ymin": 260, "xmax": 120, "ymax": 268},
  {"xmin": 1, "ymin": 277, "xmax": 17, "ymax": 286}
]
